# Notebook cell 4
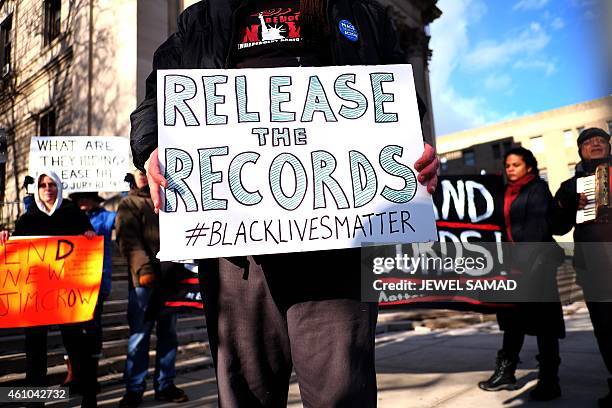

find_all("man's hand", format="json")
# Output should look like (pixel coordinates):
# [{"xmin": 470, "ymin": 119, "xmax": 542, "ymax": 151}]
[
  {"xmin": 577, "ymin": 193, "xmax": 588, "ymax": 210},
  {"xmin": 138, "ymin": 274, "xmax": 157, "ymax": 288},
  {"xmin": 0, "ymin": 231, "xmax": 9, "ymax": 246},
  {"xmin": 147, "ymin": 148, "xmax": 168, "ymax": 214},
  {"xmin": 83, "ymin": 230, "xmax": 96, "ymax": 240},
  {"xmin": 414, "ymin": 143, "xmax": 439, "ymax": 194}
]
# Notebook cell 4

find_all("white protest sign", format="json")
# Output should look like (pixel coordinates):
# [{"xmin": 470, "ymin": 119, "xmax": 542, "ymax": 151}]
[
  {"xmin": 29, "ymin": 136, "xmax": 130, "ymax": 192},
  {"xmin": 157, "ymin": 65, "xmax": 437, "ymax": 261}
]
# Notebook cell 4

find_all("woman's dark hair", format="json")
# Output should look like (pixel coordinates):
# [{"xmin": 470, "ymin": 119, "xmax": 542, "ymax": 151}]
[
  {"xmin": 301, "ymin": 0, "xmax": 329, "ymax": 41},
  {"xmin": 504, "ymin": 147, "xmax": 539, "ymax": 175},
  {"xmin": 124, "ymin": 173, "xmax": 137, "ymax": 190}
]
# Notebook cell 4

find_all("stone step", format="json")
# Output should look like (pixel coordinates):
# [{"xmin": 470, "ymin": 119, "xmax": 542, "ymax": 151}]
[
  {"xmin": 0, "ymin": 314, "xmax": 205, "ymax": 354},
  {"xmin": 0, "ymin": 339, "xmax": 212, "ymax": 387},
  {"xmin": 0, "ymin": 326, "xmax": 208, "ymax": 379}
]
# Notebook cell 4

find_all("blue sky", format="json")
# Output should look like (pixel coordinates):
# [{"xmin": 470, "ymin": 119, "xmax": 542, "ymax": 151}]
[{"xmin": 430, "ymin": 0, "xmax": 611, "ymax": 136}]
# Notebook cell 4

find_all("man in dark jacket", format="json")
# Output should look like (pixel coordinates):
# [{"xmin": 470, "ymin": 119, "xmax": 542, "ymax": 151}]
[
  {"xmin": 130, "ymin": 1, "xmax": 439, "ymax": 406},
  {"xmin": 115, "ymin": 171, "xmax": 189, "ymax": 408},
  {"xmin": 551, "ymin": 127, "xmax": 612, "ymax": 407}
]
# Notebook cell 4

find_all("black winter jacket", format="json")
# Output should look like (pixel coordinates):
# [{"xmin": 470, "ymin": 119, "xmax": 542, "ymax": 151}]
[
  {"xmin": 551, "ymin": 156, "xmax": 612, "ymax": 243},
  {"xmin": 550, "ymin": 157, "xmax": 612, "ymax": 300},
  {"xmin": 508, "ymin": 178, "xmax": 556, "ymax": 243},
  {"xmin": 13, "ymin": 200, "xmax": 93, "ymax": 237},
  {"xmin": 130, "ymin": 0, "xmax": 423, "ymax": 170},
  {"xmin": 498, "ymin": 177, "xmax": 565, "ymax": 338}
]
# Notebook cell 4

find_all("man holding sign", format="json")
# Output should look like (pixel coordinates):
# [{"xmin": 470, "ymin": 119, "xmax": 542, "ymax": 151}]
[{"xmin": 131, "ymin": 1, "xmax": 439, "ymax": 407}]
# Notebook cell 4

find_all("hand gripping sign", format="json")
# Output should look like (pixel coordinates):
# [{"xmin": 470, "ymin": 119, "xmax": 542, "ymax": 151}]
[
  {"xmin": 0, "ymin": 236, "xmax": 103, "ymax": 328},
  {"xmin": 157, "ymin": 65, "xmax": 437, "ymax": 261}
]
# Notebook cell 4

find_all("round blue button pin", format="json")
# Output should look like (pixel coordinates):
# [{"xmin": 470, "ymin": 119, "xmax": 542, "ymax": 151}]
[{"xmin": 339, "ymin": 20, "xmax": 359, "ymax": 42}]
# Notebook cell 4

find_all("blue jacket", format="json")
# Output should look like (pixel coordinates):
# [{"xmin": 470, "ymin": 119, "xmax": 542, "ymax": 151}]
[{"xmin": 87, "ymin": 208, "xmax": 116, "ymax": 299}]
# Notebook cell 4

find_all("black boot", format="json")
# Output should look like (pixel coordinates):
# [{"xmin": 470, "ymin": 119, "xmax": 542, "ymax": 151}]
[
  {"xmin": 479, "ymin": 351, "xmax": 519, "ymax": 391},
  {"xmin": 598, "ymin": 378, "xmax": 612, "ymax": 408},
  {"xmin": 530, "ymin": 354, "xmax": 561, "ymax": 401}
]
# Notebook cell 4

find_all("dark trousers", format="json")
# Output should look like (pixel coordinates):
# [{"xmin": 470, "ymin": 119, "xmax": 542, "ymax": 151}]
[
  {"xmin": 586, "ymin": 301, "xmax": 612, "ymax": 376},
  {"xmin": 82, "ymin": 300, "xmax": 104, "ymax": 357},
  {"xmin": 199, "ymin": 255, "xmax": 378, "ymax": 408},
  {"xmin": 25, "ymin": 323, "xmax": 97, "ymax": 398},
  {"xmin": 502, "ymin": 330, "xmax": 560, "ymax": 364}
]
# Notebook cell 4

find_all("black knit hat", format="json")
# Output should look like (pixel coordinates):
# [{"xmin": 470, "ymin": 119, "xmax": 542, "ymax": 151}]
[
  {"xmin": 69, "ymin": 191, "xmax": 104, "ymax": 203},
  {"xmin": 577, "ymin": 127, "xmax": 610, "ymax": 147}
]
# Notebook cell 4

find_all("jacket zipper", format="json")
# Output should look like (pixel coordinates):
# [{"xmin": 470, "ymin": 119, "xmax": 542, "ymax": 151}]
[{"xmin": 327, "ymin": 0, "xmax": 337, "ymax": 65}]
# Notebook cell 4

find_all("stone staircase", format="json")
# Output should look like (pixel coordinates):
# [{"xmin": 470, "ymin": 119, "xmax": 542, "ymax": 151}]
[
  {"xmin": 0, "ymin": 244, "xmax": 582, "ymax": 392},
  {"xmin": 0, "ymin": 244, "xmax": 212, "ymax": 389}
]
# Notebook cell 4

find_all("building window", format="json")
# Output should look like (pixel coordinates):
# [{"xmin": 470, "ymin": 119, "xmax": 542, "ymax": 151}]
[
  {"xmin": 440, "ymin": 156, "xmax": 448, "ymax": 172},
  {"xmin": 503, "ymin": 141, "xmax": 513, "ymax": 153},
  {"xmin": 564, "ymin": 129, "xmax": 574, "ymax": 147},
  {"xmin": 44, "ymin": 0, "xmax": 61, "ymax": 45},
  {"xmin": 0, "ymin": 16, "xmax": 11, "ymax": 76},
  {"xmin": 463, "ymin": 149, "xmax": 475, "ymax": 166},
  {"xmin": 492, "ymin": 143, "xmax": 501, "ymax": 159},
  {"xmin": 39, "ymin": 110, "xmax": 57, "ymax": 136},
  {"xmin": 530, "ymin": 136, "xmax": 544, "ymax": 154}
]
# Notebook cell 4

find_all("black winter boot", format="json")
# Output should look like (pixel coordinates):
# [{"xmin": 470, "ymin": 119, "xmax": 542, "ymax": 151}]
[
  {"xmin": 530, "ymin": 354, "xmax": 561, "ymax": 401},
  {"xmin": 598, "ymin": 378, "xmax": 612, "ymax": 408},
  {"xmin": 529, "ymin": 354, "xmax": 561, "ymax": 401},
  {"xmin": 478, "ymin": 351, "xmax": 519, "ymax": 391}
]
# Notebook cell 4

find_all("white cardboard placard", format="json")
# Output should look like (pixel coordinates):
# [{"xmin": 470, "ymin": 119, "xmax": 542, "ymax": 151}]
[
  {"xmin": 157, "ymin": 65, "xmax": 437, "ymax": 260},
  {"xmin": 29, "ymin": 136, "xmax": 130, "ymax": 193}
]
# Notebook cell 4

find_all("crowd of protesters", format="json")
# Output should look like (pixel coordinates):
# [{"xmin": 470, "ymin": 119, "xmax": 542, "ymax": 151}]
[
  {"xmin": 0, "ymin": 0, "xmax": 609, "ymax": 405},
  {"xmin": 0, "ymin": 132, "xmax": 609, "ymax": 408}
]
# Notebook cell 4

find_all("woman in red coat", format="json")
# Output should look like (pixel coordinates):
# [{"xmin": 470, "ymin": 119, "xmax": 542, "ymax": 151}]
[{"xmin": 478, "ymin": 147, "xmax": 565, "ymax": 401}]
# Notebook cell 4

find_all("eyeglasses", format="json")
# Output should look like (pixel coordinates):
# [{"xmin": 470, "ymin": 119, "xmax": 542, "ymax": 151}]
[
  {"xmin": 582, "ymin": 137, "xmax": 609, "ymax": 147},
  {"xmin": 38, "ymin": 182, "xmax": 57, "ymax": 189}
]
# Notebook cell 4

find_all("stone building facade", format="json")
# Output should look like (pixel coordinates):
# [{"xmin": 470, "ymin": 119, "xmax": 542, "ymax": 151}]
[
  {"xmin": 437, "ymin": 96, "xmax": 612, "ymax": 195},
  {"xmin": 0, "ymin": 0, "xmax": 440, "ymax": 224}
]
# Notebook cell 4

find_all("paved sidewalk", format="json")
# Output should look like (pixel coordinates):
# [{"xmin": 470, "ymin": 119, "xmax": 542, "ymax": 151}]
[{"xmin": 50, "ymin": 303, "xmax": 607, "ymax": 407}]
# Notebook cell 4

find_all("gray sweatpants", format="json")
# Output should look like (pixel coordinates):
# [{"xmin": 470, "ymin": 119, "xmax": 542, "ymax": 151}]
[{"xmin": 199, "ymin": 254, "xmax": 378, "ymax": 408}]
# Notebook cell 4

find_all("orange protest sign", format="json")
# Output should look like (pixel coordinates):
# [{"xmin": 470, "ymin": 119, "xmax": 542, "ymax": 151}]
[{"xmin": 0, "ymin": 236, "xmax": 103, "ymax": 328}]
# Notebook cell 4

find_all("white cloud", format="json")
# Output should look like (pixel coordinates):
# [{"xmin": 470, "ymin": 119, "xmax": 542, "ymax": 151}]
[
  {"xmin": 569, "ymin": 0, "xmax": 601, "ymax": 20},
  {"xmin": 513, "ymin": 0, "xmax": 549, "ymax": 11},
  {"xmin": 484, "ymin": 74, "xmax": 513, "ymax": 91},
  {"xmin": 430, "ymin": 0, "xmax": 544, "ymax": 135},
  {"xmin": 461, "ymin": 22, "xmax": 550, "ymax": 70},
  {"xmin": 551, "ymin": 17, "xmax": 565, "ymax": 30},
  {"xmin": 429, "ymin": 0, "xmax": 518, "ymax": 135},
  {"xmin": 513, "ymin": 59, "xmax": 557, "ymax": 75},
  {"xmin": 570, "ymin": 0, "xmax": 597, "ymax": 7}
]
